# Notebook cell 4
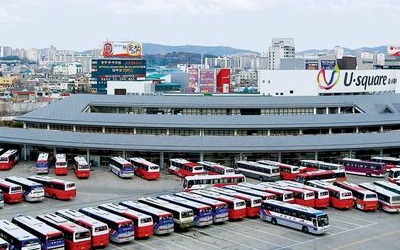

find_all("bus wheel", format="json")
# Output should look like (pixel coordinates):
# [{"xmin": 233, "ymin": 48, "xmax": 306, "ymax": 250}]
[
  {"xmin": 52, "ymin": 194, "xmax": 56, "ymax": 199},
  {"xmin": 259, "ymin": 176, "xmax": 264, "ymax": 181},
  {"xmin": 271, "ymin": 218, "xmax": 277, "ymax": 225},
  {"xmin": 302, "ymin": 226, "xmax": 309, "ymax": 233},
  {"xmin": 366, "ymin": 173, "xmax": 371, "ymax": 177}
]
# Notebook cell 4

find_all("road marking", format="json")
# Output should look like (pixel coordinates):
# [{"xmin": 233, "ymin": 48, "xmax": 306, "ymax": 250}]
[
  {"xmin": 331, "ymin": 228, "xmax": 400, "ymax": 250},
  {"xmin": 328, "ymin": 225, "xmax": 349, "ymax": 231},
  {"xmin": 133, "ymin": 241, "xmax": 159, "ymax": 250},
  {"xmin": 329, "ymin": 218, "xmax": 365, "ymax": 227},
  {"xmin": 109, "ymin": 243, "xmax": 126, "ymax": 250},
  {"xmin": 156, "ymin": 236, "xmax": 191, "ymax": 250},
  {"xmin": 177, "ymin": 232, "xmax": 223, "ymax": 249},
  {"xmin": 236, "ymin": 223, "xmax": 300, "ymax": 243}
]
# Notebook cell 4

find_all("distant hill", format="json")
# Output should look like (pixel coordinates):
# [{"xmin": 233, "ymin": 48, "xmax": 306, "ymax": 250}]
[{"xmin": 298, "ymin": 46, "xmax": 388, "ymax": 57}]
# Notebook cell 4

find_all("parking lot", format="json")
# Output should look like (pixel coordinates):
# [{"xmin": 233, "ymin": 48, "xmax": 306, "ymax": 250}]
[{"xmin": 1, "ymin": 162, "xmax": 399, "ymax": 250}]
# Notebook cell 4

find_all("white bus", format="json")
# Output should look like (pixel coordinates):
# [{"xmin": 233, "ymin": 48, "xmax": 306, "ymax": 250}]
[
  {"xmin": 373, "ymin": 180, "xmax": 400, "ymax": 195},
  {"xmin": 109, "ymin": 156, "xmax": 135, "ymax": 178},
  {"xmin": 0, "ymin": 238, "xmax": 8, "ymax": 250},
  {"xmin": 260, "ymin": 199, "xmax": 329, "ymax": 234},
  {"xmin": 0, "ymin": 219, "xmax": 41, "ymax": 250},
  {"xmin": 158, "ymin": 195, "xmax": 213, "ymax": 227},
  {"xmin": 182, "ymin": 174, "xmax": 246, "ymax": 191},
  {"xmin": 235, "ymin": 161, "xmax": 280, "ymax": 181},
  {"xmin": 359, "ymin": 182, "xmax": 400, "ymax": 213},
  {"xmin": 138, "ymin": 197, "xmax": 194, "ymax": 230},
  {"xmin": 198, "ymin": 161, "xmax": 235, "ymax": 175},
  {"xmin": 5, "ymin": 176, "xmax": 44, "ymax": 202}
]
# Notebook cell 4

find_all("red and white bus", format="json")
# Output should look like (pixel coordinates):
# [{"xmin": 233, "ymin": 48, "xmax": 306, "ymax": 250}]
[
  {"xmin": 198, "ymin": 161, "xmax": 235, "ymax": 175},
  {"xmin": 12, "ymin": 215, "xmax": 65, "ymax": 250},
  {"xmin": 275, "ymin": 181, "xmax": 330, "ymax": 209},
  {"xmin": 257, "ymin": 160, "xmax": 300, "ymax": 181},
  {"xmin": 239, "ymin": 182, "xmax": 295, "ymax": 203},
  {"xmin": 55, "ymin": 209, "xmax": 109, "ymax": 248},
  {"xmin": 191, "ymin": 189, "xmax": 247, "ymax": 220},
  {"xmin": 36, "ymin": 213, "xmax": 91, "ymax": 250},
  {"xmin": 262, "ymin": 182, "xmax": 316, "ymax": 207},
  {"xmin": 299, "ymin": 160, "xmax": 344, "ymax": 172},
  {"xmin": 235, "ymin": 161, "xmax": 280, "ymax": 181},
  {"xmin": 0, "ymin": 179, "xmax": 23, "ymax": 203},
  {"xmin": 207, "ymin": 187, "xmax": 261, "ymax": 218},
  {"xmin": 0, "ymin": 149, "xmax": 18, "ymax": 170},
  {"xmin": 295, "ymin": 169, "xmax": 347, "ymax": 184},
  {"xmin": 223, "ymin": 185, "xmax": 277, "ymax": 201},
  {"xmin": 27, "ymin": 176, "xmax": 76, "ymax": 200},
  {"xmin": 336, "ymin": 158, "xmax": 386, "ymax": 177},
  {"xmin": 182, "ymin": 174, "xmax": 246, "ymax": 191},
  {"xmin": 371, "ymin": 156, "xmax": 400, "ymax": 170},
  {"xmin": 306, "ymin": 180, "xmax": 353, "ymax": 209},
  {"xmin": 55, "ymin": 154, "xmax": 68, "ymax": 176},
  {"xmin": 129, "ymin": 157, "xmax": 160, "ymax": 180},
  {"xmin": 168, "ymin": 158, "xmax": 205, "ymax": 177},
  {"xmin": 36, "ymin": 152, "xmax": 50, "ymax": 174},
  {"xmin": 79, "ymin": 207, "xmax": 135, "ymax": 243},
  {"xmin": 359, "ymin": 182, "xmax": 400, "ymax": 213},
  {"xmin": 73, "ymin": 156, "xmax": 90, "ymax": 179},
  {"xmin": 388, "ymin": 168, "xmax": 400, "ymax": 183},
  {"xmin": 333, "ymin": 181, "xmax": 378, "ymax": 211},
  {"xmin": 98, "ymin": 203, "xmax": 153, "ymax": 238}
]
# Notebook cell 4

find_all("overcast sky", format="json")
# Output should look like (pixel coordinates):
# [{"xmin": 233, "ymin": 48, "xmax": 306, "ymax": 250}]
[{"xmin": 1, "ymin": 0, "xmax": 399, "ymax": 53}]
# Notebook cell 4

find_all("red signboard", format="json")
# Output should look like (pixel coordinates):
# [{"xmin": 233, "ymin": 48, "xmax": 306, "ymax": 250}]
[{"xmin": 216, "ymin": 68, "xmax": 231, "ymax": 93}]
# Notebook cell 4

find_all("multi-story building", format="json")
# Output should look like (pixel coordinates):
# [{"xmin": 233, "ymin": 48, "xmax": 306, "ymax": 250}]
[{"xmin": 267, "ymin": 38, "xmax": 295, "ymax": 70}]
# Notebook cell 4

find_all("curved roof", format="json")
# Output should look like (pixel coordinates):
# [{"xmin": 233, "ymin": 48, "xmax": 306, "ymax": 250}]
[
  {"xmin": 14, "ymin": 94, "xmax": 400, "ymax": 129},
  {"xmin": 1, "ymin": 127, "xmax": 400, "ymax": 152}
]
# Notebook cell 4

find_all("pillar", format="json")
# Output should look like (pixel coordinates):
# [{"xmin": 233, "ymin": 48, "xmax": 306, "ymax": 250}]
[
  {"xmin": 160, "ymin": 152, "xmax": 164, "ymax": 170},
  {"xmin": 199, "ymin": 152, "xmax": 204, "ymax": 162}
]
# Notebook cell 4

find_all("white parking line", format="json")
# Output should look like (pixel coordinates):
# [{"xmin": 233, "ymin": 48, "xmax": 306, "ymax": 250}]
[
  {"xmin": 236, "ymin": 223, "xmax": 300, "ymax": 243},
  {"xmin": 156, "ymin": 236, "xmax": 192, "ymax": 250},
  {"xmin": 329, "ymin": 218, "xmax": 366, "ymax": 227},
  {"xmin": 108, "ymin": 243, "xmax": 127, "ymax": 250},
  {"xmin": 328, "ymin": 225, "xmax": 349, "ymax": 231},
  {"xmin": 133, "ymin": 241, "xmax": 159, "ymax": 250},
  {"xmin": 177, "ymin": 232, "xmax": 223, "ymax": 249}
]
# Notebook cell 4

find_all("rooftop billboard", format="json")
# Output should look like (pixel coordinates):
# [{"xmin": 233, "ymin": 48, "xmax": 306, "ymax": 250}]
[{"xmin": 102, "ymin": 41, "xmax": 143, "ymax": 58}]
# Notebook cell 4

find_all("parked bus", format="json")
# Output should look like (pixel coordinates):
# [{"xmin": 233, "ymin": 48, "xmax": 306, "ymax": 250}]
[
  {"xmin": 27, "ymin": 176, "xmax": 76, "ymax": 200},
  {"xmin": 198, "ymin": 161, "xmax": 235, "ymax": 175},
  {"xmin": 299, "ymin": 160, "xmax": 344, "ymax": 172},
  {"xmin": 261, "ymin": 182, "xmax": 316, "ymax": 207},
  {"xmin": 168, "ymin": 158, "xmax": 205, "ymax": 177},
  {"xmin": 79, "ymin": 207, "xmax": 134, "ymax": 243},
  {"xmin": 333, "ymin": 181, "xmax": 378, "ymax": 211},
  {"xmin": 275, "ymin": 181, "xmax": 330, "ymax": 209},
  {"xmin": 174, "ymin": 192, "xmax": 229, "ymax": 223},
  {"xmin": 129, "ymin": 157, "xmax": 160, "ymax": 180},
  {"xmin": 257, "ymin": 160, "xmax": 300, "ymax": 181},
  {"xmin": 55, "ymin": 209, "xmax": 109, "ymax": 248},
  {"xmin": 138, "ymin": 197, "xmax": 194, "ymax": 230},
  {"xmin": 36, "ymin": 153, "xmax": 50, "ymax": 174},
  {"xmin": 207, "ymin": 187, "xmax": 261, "ymax": 218},
  {"xmin": 0, "ymin": 149, "xmax": 18, "ymax": 170},
  {"xmin": 336, "ymin": 158, "xmax": 386, "ymax": 177},
  {"xmin": 11, "ymin": 215, "xmax": 65, "ymax": 250},
  {"xmin": 238, "ymin": 183, "xmax": 295, "ymax": 203},
  {"xmin": 306, "ymin": 180, "xmax": 354, "ymax": 209},
  {"xmin": 36, "ymin": 213, "xmax": 91, "ymax": 250},
  {"xmin": 98, "ymin": 203, "xmax": 153, "ymax": 238},
  {"xmin": 295, "ymin": 169, "xmax": 347, "ymax": 184},
  {"xmin": 182, "ymin": 174, "xmax": 246, "ymax": 191},
  {"xmin": 119, "ymin": 200, "xmax": 175, "ymax": 235},
  {"xmin": 0, "ymin": 238, "xmax": 7, "ymax": 250},
  {"xmin": 191, "ymin": 189, "xmax": 247, "ymax": 220},
  {"xmin": 235, "ymin": 161, "xmax": 280, "ymax": 181},
  {"xmin": 0, "ymin": 179, "xmax": 23, "ymax": 203},
  {"xmin": 260, "ymin": 200, "xmax": 329, "ymax": 235},
  {"xmin": 359, "ymin": 182, "xmax": 400, "ymax": 213},
  {"xmin": 158, "ymin": 195, "xmax": 213, "ymax": 227},
  {"xmin": 371, "ymin": 156, "xmax": 400, "ymax": 170},
  {"xmin": 5, "ymin": 176, "xmax": 44, "ymax": 202},
  {"xmin": 0, "ymin": 220, "xmax": 41, "ymax": 250},
  {"xmin": 73, "ymin": 156, "xmax": 90, "ymax": 179},
  {"xmin": 388, "ymin": 168, "xmax": 400, "ymax": 183},
  {"xmin": 54, "ymin": 154, "xmax": 68, "ymax": 176},
  {"xmin": 109, "ymin": 156, "xmax": 135, "ymax": 178},
  {"xmin": 223, "ymin": 185, "xmax": 277, "ymax": 201}
]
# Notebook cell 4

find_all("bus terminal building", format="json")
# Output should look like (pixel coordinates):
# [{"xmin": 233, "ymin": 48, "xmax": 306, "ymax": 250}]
[{"xmin": 1, "ymin": 92, "xmax": 400, "ymax": 168}]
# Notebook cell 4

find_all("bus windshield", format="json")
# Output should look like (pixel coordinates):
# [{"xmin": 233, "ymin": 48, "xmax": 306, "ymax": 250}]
[
  {"xmin": 118, "ymin": 222, "xmax": 133, "ymax": 228},
  {"xmin": 317, "ymin": 215, "xmax": 329, "ymax": 227},
  {"xmin": 0, "ymin": 157, "xmax": 7, "ymax": 162},
  {"xmin": 193, "ymin": 167, "xmax": 203, "ymax": 171},
  {"xmin": 95, "ymin": 225, "xmax": 108, "ymax": 232},
  {"xmin": 21, "ymin": 239, "xmax": 40, "ymax": 247},
  {"xmin": 181, "ymin": 211, "xmax": 194, "ymax": 218},
  {"xmin": 75, "ymin": 231, "xmax": 90, "ymax": 240},
  {"xmin": 236, "ymin": 201, "xmax": 246, "ymax": 207},
  {"xmin": 11, "ymin": 186, "xmax": 22, "ymax": 192},
  {"xmin": 79, "ymin": 164, "xmax": 90, "ymax": 170},
  {"xmin": 56, "ymin": 162, "xmax": 67, "ymax": 167},
  {"xmin": 140, "ymin": 218, "xmax": 152, "ymax": 224},
  {"xmin": 47, "ymin": 234, "xmax": 64, "ymax": 241},
  {"xmin": 66, "ymin": 183, "xmax": 76, "ymax": 189},
  {"xmin": 150, "ymin": 166, "xmax": 159, "ymax": 170},
  {"xmin": 365, "ymin": 194, "xmax": 377, "ymax": 199}
]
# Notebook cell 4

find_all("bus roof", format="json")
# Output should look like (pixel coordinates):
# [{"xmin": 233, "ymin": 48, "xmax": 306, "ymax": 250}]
[
  {"xmin": 307, "ymin": 180, "xmax": 350, "ymax": 193},
  {"xmin": 224, "ymin": 185, "xmax": 276, "ymax": 197},
  {"xmin": 55, "ymin": 154, "xmax": 66, "ymax": 162},
  {"xmin": 208, "ymin": 187, "xmax": 259, "ymax": 201},
  {"xmin": 12, "ymin": 215, "xmax": 62, "ymax": 235},
  {"xmin": 0, "ymin": 219, "xmax": 39, "ymax": 241},
  {"xmin": 334, "ymin": 181, "xmax": 376, "ymax": 195},
  {"xmin": 338, "ymin": 158, "xmax": 386, "ymax": 165},
  {"xmin": 174, "ymin": 192, "xmax": 227, "ymax": 207},
  {"xmin": 359, "ymin": 182, "xmax": 400, "ymax": 197},
  {"xmin": 98, "ymin": 203, "xmax": 151, "ymax": 219},
  {"xmin": 371, "ymin": 156, "xmax": 400, "ymax": 162},
  {"xmin": 198, "ymin": 161, "xmax": 232, "ymax": 169},
  {"xmin": 0, "ymin": 149, "xmax": 17, "ymax": 158},
  {"xmin": 37, "ymin": 153, "xmax": 49, "ymax": 161},
  {"xmin": 184, "ymin": 173, "xmax": 245, "ymax": 181},
  {"xmin": 237, "ymin": 160, "xmax": 279, "ymax": 169},
  {"xmin": 138, "ymin": 197, "xmax": 194, "ymax": 213},
  {"xmin": 110, "ymin": 156, "xmax": 132, "ymax": 166},
  {"xmin": 74, "ymin": 156, "xmax": 88, "ymax": 165},
  {"xmin": 129, "ymin": 157, "xmax": 158, "ymax": 167},
  {"xmin": 277, "ymin": 180, "xmax": 327, "ymax": 192},
  {"xmin": 56, "ymin": 209, "xmax": 107, "ymax": 228},
  {"xmin": 0, "ymin": 178, "xmax": 22, "ymax": 188},
  {"xmin": 191, "ymin": 189, "xmax": 246, "ymax": 204},
  {"xmin": 158, "ymin": 195, "xmax": 211, "ymax": 210},
  {"xmin": 119, "ymin": 200, "xmax": 172, "ymax": 217},
  {"xmin": 27, "ymin": 175, "xmax": 75, "ymax": 185},
  {"xmin": 170, "ymin": 158, "xmax": 200, "ymax": 167},
  {"xmin": 5, "ymin": 176, "xmax": 43, "ymax": 187},
  {"xmin": 263, "ymin": 199, "xmax": 326, "ymax": 216},
  {"xmin": 36, "ymin": 213, "xmax": 89, "ymax": 234},
  {"xmin": 79, "ymin": 207, "xmax": 133, "ymax": 224}
]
